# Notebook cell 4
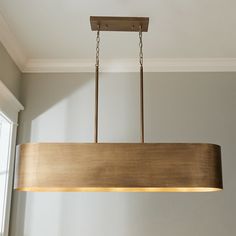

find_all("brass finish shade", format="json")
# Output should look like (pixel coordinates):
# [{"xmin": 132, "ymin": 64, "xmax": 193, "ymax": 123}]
[{"xmin": 14, "ymin": 143, "xmax": 222, "ymax": 192}]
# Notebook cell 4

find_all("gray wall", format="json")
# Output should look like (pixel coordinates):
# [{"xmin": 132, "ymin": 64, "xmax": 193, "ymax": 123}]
[
  {"xmin": 0, "ymin": 42, "xmax": 21, "ymax": 99},
  {"xmin": 11, "ymin": 72, "xmax": 236, "ymax": 236}
]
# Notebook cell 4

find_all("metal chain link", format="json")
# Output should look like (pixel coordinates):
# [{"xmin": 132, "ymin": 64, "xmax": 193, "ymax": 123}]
[
  {"xmin": 139, "ymin": 25, "xmax": 143, "ymax": 67},
  {"xmin": 96, "ymin": 25, "xmax": 100, "ymax": 66}
]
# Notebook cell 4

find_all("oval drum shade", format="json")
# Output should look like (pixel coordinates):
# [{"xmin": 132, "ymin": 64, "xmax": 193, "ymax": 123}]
[{"xmin": 14, "ymin": 143, "xmax": 223, "ymax": 192}]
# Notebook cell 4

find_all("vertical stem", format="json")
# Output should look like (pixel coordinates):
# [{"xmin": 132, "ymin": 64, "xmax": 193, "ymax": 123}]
[
  {"xmin": 95, "ymin": 65, "xmax": 99, "ymax": 143},
  {"xmin": 140, "ymin": 65, "xmax": 144, "ymax": 143}
]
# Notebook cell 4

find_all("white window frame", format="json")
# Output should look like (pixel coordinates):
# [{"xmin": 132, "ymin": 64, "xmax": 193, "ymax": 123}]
[{"xmin": 0, "ymin": 80, "xmax": 23, "ymax": 236}]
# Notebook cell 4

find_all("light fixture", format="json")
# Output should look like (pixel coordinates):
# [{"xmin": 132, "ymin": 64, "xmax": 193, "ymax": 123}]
[{"xmin": 14, "ymin": 16, "xmax": 223, "ymax": 192}]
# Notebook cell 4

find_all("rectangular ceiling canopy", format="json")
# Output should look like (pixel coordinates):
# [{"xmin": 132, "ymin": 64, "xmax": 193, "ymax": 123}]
[{"xmin": 90, "ymin": 16, "xmax": 149, "ymax": 32}]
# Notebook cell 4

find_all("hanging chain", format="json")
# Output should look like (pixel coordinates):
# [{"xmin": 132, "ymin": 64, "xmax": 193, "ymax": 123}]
[
  {"xmin": 139, "ymin": 25, "xmax": 144, "ymax": 143},
  {"xmin": 139, "ymin": 25, "xmax": 143, "ymax": 67},
  {"xmin": 96, "ymin": 25, "xmax": 100, "ymax": 67},
  {"xmin": 94, "ymin": 25, "xmax": 100, "ymax": 143}
]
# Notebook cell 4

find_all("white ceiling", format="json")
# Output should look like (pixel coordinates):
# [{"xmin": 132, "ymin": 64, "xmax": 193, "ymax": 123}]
[{"xmin": 0, "ymin": 0, "xmax": 236, "ymax": 72}]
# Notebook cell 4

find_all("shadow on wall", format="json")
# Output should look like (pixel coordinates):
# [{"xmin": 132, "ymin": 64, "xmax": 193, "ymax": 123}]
[
  {"xmin": 10, "ymin": 73, "xmax": 93, "ymax": 236},
  {"xmin": 17, "ymin": 73, "xmax": 94, "ymax": 143},
  {"xmin": 10, "ymin": 72, "xmax": 141, "ymax": 236}
]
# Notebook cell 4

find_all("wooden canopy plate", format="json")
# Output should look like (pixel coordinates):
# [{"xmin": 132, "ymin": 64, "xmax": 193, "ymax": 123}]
[{"xmin": 90, "ymin": 16, "xmax": 149, "ymax": 32}]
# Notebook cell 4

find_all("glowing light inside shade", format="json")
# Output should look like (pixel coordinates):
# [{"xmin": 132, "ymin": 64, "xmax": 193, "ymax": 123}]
[{"xmin": 15, "ymin": 187, "xmax": 222, "ymax": 192}]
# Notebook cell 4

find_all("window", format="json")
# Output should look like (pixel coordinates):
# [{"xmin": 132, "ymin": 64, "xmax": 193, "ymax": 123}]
[
  {"xmin": 0, "ymin": 113, "xmax": 12, "ymax": 235},
  {"xmin": 0, "ymin": 80, "xmax": 23, "ymax": 236}
]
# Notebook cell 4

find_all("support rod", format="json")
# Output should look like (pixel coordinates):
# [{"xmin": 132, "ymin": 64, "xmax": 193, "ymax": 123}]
[
  {"xmin": 95, "ymin": 65, "xmax": 99, "ymax": 143},
  {"xmin": 140, "ymin": 65, "xmax": 144, "ymax": 143}
]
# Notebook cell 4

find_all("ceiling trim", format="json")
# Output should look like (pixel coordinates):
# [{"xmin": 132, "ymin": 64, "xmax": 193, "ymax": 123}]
[
  {"xmin": 22, "ymin": 58, "xmax": 236, "ymax": 73},
  {"xmin": 0, "ymin": 13, "xmax": 26, "ymax": 71},
  {"xmin": 1, "ymin": 12, "xmax": 236, "ymax": 73}
]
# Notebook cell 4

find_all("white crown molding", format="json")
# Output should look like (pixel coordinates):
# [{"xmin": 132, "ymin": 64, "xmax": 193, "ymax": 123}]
[
  {"xmin": 0, "ymin": 13, "xmax": 26, "ymax": 71},
  {"xmin": 22, "ymin": 58, "xmax": 236, "ymax": 73},
  {"xmin": 1, "ymin": 12, "xmax": 236, "ymax": 73}
]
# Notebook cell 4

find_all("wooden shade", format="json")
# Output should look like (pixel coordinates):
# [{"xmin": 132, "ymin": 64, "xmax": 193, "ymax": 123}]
[{"xmin": 14, "ymin": 143, "xmax": 222, "ymax": 192}]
